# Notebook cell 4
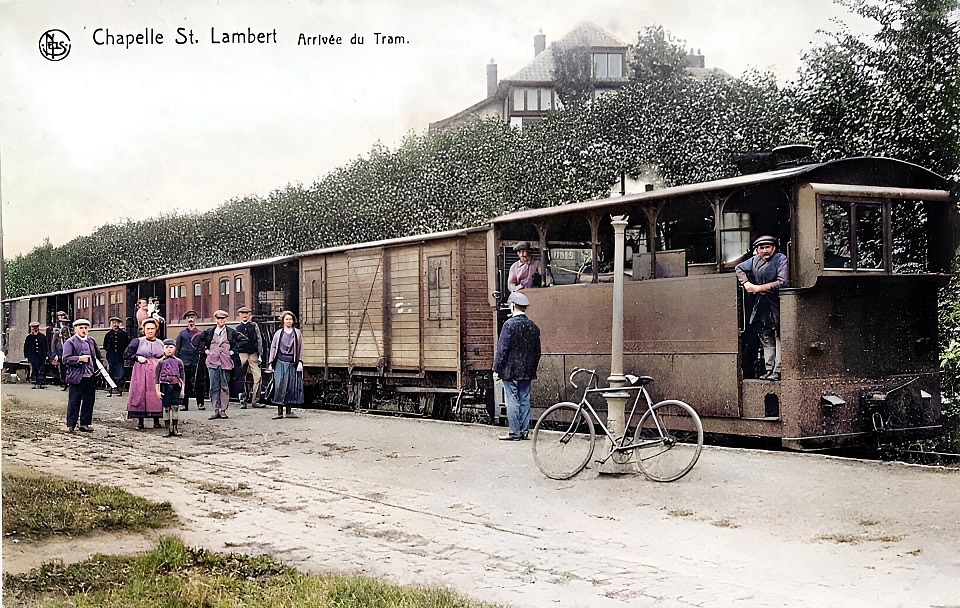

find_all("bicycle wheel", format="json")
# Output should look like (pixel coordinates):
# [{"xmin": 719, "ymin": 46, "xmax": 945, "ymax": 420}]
[
  {"xmin": 532, "ymin": 402, "xmax": 596, "ymax": 480},
  {"xmin": 634, "ymin": 400, "xmax": 703, "ymax": 482}
]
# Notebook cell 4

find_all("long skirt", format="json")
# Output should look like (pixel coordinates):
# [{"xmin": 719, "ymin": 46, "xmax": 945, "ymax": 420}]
[
  {"xmin": 127, "ymin": 358, "xmax": 163, "ymax": 419},
  {"xmin": 271, "ymin": 360, "xmax": 304, "ymax": 405}
]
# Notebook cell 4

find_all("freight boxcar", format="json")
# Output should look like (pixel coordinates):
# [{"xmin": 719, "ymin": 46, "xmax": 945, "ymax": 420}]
[{"xmin": 297, "ymin": 228, "xmax": 494, "ymax": 416}]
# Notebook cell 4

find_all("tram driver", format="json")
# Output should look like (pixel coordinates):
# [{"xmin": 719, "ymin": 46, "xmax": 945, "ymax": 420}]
[
  {"xmin": 736, "ymin": 235, "xmax": 788, "ymax": 381},
  {"xmin": 508, "ymin": 241, "xmax": 552, "ymax": 292}
]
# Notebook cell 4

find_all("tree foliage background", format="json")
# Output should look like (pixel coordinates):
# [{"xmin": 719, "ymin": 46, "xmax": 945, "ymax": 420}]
[{"xmin": 4, "ymin": 0, "xmax": 958, "ymax": 302}]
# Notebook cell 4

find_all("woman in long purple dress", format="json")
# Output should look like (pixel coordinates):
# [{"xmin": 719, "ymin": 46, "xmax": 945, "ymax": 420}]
[{"xmin": 125, "ymin": 318, "xmax": 165, "ymax": 429}]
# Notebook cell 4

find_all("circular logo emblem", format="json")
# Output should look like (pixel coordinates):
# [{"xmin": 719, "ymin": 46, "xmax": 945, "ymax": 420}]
[{"xmin": 39, "ymin": 29, "xmax": 71, "ymax": 61}]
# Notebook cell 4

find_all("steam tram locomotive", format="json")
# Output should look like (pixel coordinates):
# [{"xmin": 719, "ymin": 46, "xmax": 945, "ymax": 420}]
[{"xmin": 3, "ymin": 157, "xmax": 955, "ymax": 449}]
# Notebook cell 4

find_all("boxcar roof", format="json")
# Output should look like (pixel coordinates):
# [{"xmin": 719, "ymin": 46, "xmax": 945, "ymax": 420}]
[
  {"xmin": 488, "ymin": 157, "xmax": 948, "ymax": 224},
  {"xmin": 151, "ymin": 254, "xmax": 299, "ymax": 281},
  {"xmin": 295, "ymin": 226, "xmax": 489, "ymax": 259}
]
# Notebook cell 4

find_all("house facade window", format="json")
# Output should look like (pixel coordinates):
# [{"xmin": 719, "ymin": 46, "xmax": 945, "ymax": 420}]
[
  {"xmin": 512, "ymin": 87, "xmax": 557, "ymax": 112},
  {"xmin": 592, "ymin": 53, "xmax": 623, "ymax": 79}
]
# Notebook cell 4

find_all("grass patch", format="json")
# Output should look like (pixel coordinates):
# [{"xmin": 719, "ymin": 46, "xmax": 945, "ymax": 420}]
[
  {"xmin": 816, "ymin": 532, "xmax": 905, "ymax": 545},
  {"xmin": 3, "ymin": 536, "xmax": 502, "ymax": 608},
  {"xmin": 1, "ymin": 468, "xmax": 175, "ymax": 541},
  {"xmin": 710, "ymin": 518, "xmax": 740, "ymax": 528},
  {"xmin": 197, "ymin": 481, "xmax": 251, "ymax": 495}
]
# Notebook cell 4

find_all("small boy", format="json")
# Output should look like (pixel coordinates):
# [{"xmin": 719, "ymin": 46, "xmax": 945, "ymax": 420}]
[{"xmin": 155, "ymin": 338, "xmax": 185, "ymax": 437}]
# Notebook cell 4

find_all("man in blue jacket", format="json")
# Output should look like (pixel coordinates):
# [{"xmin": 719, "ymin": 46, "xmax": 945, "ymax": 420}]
[{"xmin": 493, "ymin": 292, "xmax": 542, "ymax": 441}]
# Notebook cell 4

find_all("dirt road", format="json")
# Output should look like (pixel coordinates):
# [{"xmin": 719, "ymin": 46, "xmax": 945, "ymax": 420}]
[{"xmin": 2, "ymin": 383, "xmax": 959, "ymax": 607}]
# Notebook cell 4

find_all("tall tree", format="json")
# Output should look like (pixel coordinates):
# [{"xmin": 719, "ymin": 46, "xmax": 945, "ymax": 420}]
[
  {"xmin": 792, "ymin": 0, "xmax": 960, "ymax": 179},
  {"xmin": 628, "ymin": 25, "xmax": 689, "ymax": 83}
]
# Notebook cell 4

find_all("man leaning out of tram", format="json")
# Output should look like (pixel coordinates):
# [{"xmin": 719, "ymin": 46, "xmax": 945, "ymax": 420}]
[{"xmin": 735, "ymin": 236, "xmax": 788, "ymax": 381}]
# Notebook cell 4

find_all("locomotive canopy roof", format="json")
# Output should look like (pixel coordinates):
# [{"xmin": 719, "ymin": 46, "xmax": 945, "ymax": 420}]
[{"xmin": 488, "ymin": 157, "xmax": 951, "ymax": 226}]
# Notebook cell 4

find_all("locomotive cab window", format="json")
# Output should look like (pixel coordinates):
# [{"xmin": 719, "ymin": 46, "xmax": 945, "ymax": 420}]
[{"xmin": 822, "ymin": 197, "xmax": 934, "ymax": 273}]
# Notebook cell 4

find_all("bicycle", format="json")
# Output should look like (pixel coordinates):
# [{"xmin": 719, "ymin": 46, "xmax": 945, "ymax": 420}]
[{"xmin": 531, "ymin": 368, "xmax": 703, "ymax": 481}]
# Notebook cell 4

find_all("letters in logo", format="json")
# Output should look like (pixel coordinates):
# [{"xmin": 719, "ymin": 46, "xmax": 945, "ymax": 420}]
[{"xmin": 39, "ymin": 29, "xmax": 71, "ymax": 61}]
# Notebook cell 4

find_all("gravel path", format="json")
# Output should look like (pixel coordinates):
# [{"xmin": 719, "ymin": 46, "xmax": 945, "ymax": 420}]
[{"xmin": 3, "ymin": 383, "xmax": 959, "ymax": 607}]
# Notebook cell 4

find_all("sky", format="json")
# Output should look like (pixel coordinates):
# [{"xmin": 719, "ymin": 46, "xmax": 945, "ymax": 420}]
[{"xmin": 0, "ymin": 0, "xmax": 872, "ymax": 261}]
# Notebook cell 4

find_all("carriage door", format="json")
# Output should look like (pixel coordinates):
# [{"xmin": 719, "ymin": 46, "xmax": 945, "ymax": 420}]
[{"xmin": 347, "ymin": 249, "xmax": 384, "ymax": 370}]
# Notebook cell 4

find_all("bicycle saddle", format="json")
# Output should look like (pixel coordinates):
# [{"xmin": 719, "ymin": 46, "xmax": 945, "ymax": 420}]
[{"xmin": 625, "ymin": 375, "xmax": 654, "ymax": 386}]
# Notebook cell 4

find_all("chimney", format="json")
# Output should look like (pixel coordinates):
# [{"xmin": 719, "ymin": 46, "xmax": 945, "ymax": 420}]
[
  {"xmin": 684, "ymin": 48, "xmax": 705, "ymax": 69},
  {"xmin": 534, "ymin": 29, "xmax": 545, "ymax": 56},
  {"xmin": 486, "ymin": 58, "xmax": 497, "ymax": 98}
]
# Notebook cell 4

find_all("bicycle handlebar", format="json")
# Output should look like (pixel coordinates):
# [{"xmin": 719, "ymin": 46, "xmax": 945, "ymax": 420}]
[
  {"xmin": 569, "ymin": 368, "xmax": 644, "ymax": 389},
  {"xmin": 568, "ymin": 367, "xmax": 595, "ymax": 389}
]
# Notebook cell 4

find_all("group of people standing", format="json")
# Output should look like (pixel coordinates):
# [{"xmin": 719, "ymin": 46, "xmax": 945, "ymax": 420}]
[{"xmin": 31, "ymin": 306, "xmax": 306, "ymax": 437}]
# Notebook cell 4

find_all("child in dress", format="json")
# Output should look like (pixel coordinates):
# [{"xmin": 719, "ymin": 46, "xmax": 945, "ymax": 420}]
[{"xmin": 155, "ymin": 339, "xmax": 185, "ymax": 437}]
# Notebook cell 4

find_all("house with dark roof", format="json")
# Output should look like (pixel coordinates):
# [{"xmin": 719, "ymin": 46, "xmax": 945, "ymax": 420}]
[
  {"xmin": 429, "ymin": 22, "xmax": 630, "ymax": 134},
  {"xmin": 429, "ymin": 22, "xmax": 727, "ymax": 135}
]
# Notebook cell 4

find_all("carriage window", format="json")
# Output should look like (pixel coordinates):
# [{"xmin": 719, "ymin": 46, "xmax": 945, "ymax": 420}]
[
  {"xmin": 219, "ymin": 279, "xmax": 229, "ymax": 295},
  {"xmin": 235, "ymin": 277, "xmax": 243, "ymax": 293},
  {"xmin": 427, "ymin": 255, "xmax": 453, "ymax": 320},
  {"xmin": 194, "ymin": 283, "xmax": 202, "ymax": 297}
]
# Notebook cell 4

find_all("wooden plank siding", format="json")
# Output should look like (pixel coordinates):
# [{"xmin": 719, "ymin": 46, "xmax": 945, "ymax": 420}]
[
  {"xmin": 388, "ymin": 247, "xmax": 423, "ymax": 370},
  {"xmin": 300, "ymin": 257, "xmax": 327, "ymax": 368},
  {"xmin": 420, "ymin": 241, "xmax": 460, "ymax": 373},
  {"xmin": 347, "ymin": 250, "xmax": 385, "ymax": 369},
  {"xmin": 324, "ymin": 255, "xmax": 351, "ymax": 366},
  {"xmin": 460, "ymin": 231, "xmax": 494, "ymax": 373}
]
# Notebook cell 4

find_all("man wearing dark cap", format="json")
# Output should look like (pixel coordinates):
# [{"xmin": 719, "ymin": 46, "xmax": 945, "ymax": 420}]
[
  {"xmin": 175, "ymin": 311, "xmax": 204, "ymax": 410},
  {"xmin": 507, "ymin": 241, "xmax": 551, "ymax": 292},
  {"xmin": 493, "ymin": 291, "xmax": 542, "ymax": 441},
  {"xmin": 195, "ymin": 309, "xmax": 247, "ymax": 419},
  {"xmin": 102, "ymin": 316, "xmax": 131, "ymax": 396},
  {"xmin": 736, "ymin": 235, "xmax": 789, "ymax": 381},
  {"xmin": 234, "ymin": 306, "xmax": 265, "ymax": 408},
  {"xmin": 49, "ymin": 310, "xmax": 71, "ymax": 389},
  {"xmin": 24, "ymin": 321, "xmax": 49, "ymax": 388}
]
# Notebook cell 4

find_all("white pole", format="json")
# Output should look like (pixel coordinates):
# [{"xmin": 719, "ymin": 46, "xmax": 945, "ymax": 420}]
[{"xmin": 599, "ymin": 215, "xmax": 634, "ymax": 474}]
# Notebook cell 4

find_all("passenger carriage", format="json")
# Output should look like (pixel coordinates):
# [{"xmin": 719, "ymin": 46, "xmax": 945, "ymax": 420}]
[
  {"xmin": 158, "ymin": 255, "xmax": 300, "ymax": 341},
  {"xmin": 491, "ymin": 157, "xmax": 956, "ymax": 449},
  {"xmin": 2, "ymin": 279, "xmax": 154, "ymax": 377}
]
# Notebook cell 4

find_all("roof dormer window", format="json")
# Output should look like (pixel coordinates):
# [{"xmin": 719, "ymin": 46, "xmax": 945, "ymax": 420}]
[{"xmin": 592, "ymin": 53, "xmax": 623, "ymax": 79}]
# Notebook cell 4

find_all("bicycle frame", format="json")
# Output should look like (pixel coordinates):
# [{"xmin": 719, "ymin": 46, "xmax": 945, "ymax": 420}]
[{"xmin": 564, "ymin": 368, "xmax": 670, "ymax": 463}]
